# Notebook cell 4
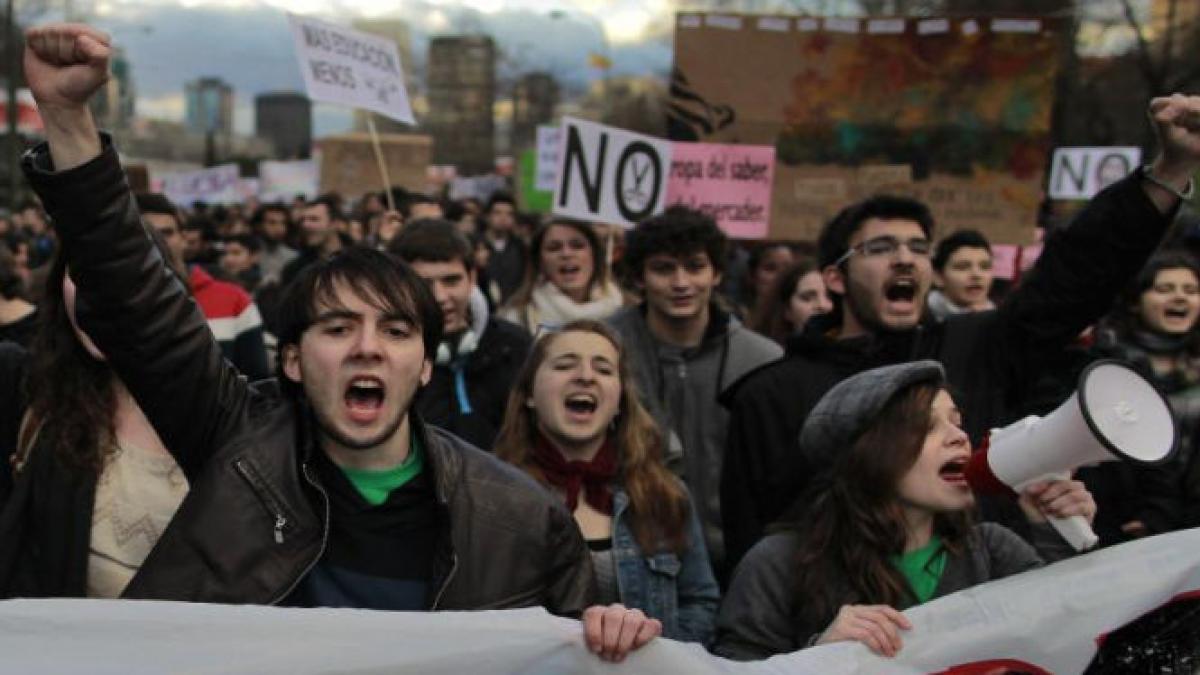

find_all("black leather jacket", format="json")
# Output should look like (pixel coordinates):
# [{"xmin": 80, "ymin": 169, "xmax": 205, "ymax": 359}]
[{"xmin": 18, "ymin": 138, "xmax": 594, "ymax": 614}]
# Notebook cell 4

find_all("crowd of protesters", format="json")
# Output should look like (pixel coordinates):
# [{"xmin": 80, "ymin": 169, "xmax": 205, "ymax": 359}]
[{"xmin": 3, "ymin": 22, "xmax": 1200, "ymax": 664}]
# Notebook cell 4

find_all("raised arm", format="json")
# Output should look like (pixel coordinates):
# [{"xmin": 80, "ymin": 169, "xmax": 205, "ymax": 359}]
[
  {"xmin": 987, "ymin": 96, "xmax": 1200, "ymax": 382},
  {"xmin": 21, "ymin": 23, "xmax": 250, "ymax": 480}
]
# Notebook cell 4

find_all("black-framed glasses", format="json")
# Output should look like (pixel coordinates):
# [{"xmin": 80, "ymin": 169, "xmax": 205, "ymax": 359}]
[{"xmin": 836, "ymin": 236, "xmax": 932, "ymax": 265}]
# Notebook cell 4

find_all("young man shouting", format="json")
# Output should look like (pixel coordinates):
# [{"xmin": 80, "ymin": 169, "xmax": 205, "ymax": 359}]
[{"xmin": 17, "ymin": 23, "xmax": 658, "ymax": 661}]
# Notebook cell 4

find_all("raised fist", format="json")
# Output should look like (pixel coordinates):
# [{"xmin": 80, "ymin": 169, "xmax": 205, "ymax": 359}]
[
  {"xmin": 24, "ymin": 23, "xmax": 111, "ymax": 111},
  {"xmin": 1149, "ymin": 94, "xmax": 1200, "ymax": 175}
]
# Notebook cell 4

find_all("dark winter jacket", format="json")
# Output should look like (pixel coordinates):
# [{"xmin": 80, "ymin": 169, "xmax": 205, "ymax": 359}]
[
  {"xmin": 713, "ymin": 522, "xmax": 1073, "ymax": 661},
  {"xmin": 719, "ymin": 171, "xmax": 1177, "ymax": 571},
  {"xmin": 418, "ymin": 313, "xmax": 530, "ymax": 452},
  {"xmin": 4, "ymin": 137, "xmax": 594, "ymax": 615}
]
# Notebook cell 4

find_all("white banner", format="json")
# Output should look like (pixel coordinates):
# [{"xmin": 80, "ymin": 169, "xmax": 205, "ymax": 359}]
[
  {"xmin": 535, "ymin": 125, "xmax": 562, "ymax": 192},
  {"xmin": 1, "ymin": 529, "xmax": 1197, "ymax": 673},
  {"xmin": 288, "ymin": 13, "xmax": 414, "ymax": 125},
  {"xmin": 259, "ymin": 159, "xmax": 320, "ymax": 202},
  {"xmin": 1048, "ymin": 146, "xmax": 1142, "ymax": 200},
  {"xmin": 552, "ymin": 116, "xmax": 673, "ymax": 228},
  {"xmin": 159, "ymin": 164, "xmax": 241, "ymax": 207}
]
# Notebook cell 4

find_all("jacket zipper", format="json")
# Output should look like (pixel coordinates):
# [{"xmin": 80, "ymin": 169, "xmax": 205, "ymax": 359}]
[
  {"xmin": 430, "ymin": 551, "xmax": 459, "ymax": 610},
  {"xmin": 270, "ymin": 461, "xmax": 331, "ymax": 605},
  {"xmin": 233, "ymin": 459, "xmax": 292, "ymax": 544}
]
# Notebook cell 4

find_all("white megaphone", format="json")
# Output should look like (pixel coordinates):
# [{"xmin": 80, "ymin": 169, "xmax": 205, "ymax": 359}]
[{"xmin": 964, "ymin": 360, "xmax": 1178, "ymax": 551}]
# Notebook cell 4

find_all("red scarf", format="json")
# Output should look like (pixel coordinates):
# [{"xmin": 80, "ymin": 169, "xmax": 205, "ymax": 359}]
[{"xmin": 531, "ymin": 432, "xmax": 617, "ymax": 515}]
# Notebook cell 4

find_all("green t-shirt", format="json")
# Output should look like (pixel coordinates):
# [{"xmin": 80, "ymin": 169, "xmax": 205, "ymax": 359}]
[
  {"xmin": 339, "ymin": 435, "xmax": 425, "ymax": 507},
  {"xmin": 890, "ymin": 535, "xmax": 947, "ymax": 604}
]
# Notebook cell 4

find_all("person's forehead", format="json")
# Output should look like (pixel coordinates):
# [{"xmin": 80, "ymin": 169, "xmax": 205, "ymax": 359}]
[
  {"xmin": 545, "ymin": 331, "xmax": 618, "ymax": 361},
  {"xmin": 545, "ymin": 224, "xmax": 586, "ymax": 241},
  {"xmin": 1154, "ymin": 267, "xmax": 1200, "ymax": 284},
  {"xmin": 853, "ymin": 217, "xmax": 925, "ymax": 242},
  {"xmin": 646, "ymin": 250, "xmax": 710, "ymax": 265},
  {"xmin": 410, "ymin": 258, "xmax": 468, "ymax": 279},
  {"xmin": 313, "ymin": 281, "xmax": 404, "ymax": 318},
  {"xmin": 948, "ymin": 246, "xmax": 991, "ymax": 262},
  {"xmin": 144, "ymin": 212, "xmax": 179, "ymax": 232}
]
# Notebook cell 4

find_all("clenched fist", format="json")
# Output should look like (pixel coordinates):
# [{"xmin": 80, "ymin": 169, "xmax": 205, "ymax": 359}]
[{"xmin": 25, "ymin": 23, "xmax": 111, "ymax": 111}]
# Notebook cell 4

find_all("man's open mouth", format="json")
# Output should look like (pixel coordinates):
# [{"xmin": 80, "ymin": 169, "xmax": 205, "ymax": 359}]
[
  {"xmin": 885, "ymin": 278, "xmax": 917, "ymax": 304},
  {"xmin": 345, "ymin": 376, "xmax": 386, "ymax": 420}
]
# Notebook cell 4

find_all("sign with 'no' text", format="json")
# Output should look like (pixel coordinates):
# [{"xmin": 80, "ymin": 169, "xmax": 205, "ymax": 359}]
[
  {"xmin": 288, "ymin": 14, "xmax": 414, "ymax": 125},
  {"xmin": 553, "ymin": 117, "xmax": 673, "ymax": 228},
  {"xmin": 1048, "ymin": 147, "xmax": 1141, "ymax": 200}
]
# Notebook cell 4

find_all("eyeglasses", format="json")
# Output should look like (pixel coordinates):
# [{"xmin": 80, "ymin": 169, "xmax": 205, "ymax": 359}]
[{"xmin": 836, "ymin": 236, "xmax": 932, "ymax": 265}]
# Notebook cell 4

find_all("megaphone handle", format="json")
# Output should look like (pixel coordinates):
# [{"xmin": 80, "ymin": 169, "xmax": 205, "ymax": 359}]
[{"xmin": 1046, "ymin": 513, "xmax": 1099, "ymax": 552}]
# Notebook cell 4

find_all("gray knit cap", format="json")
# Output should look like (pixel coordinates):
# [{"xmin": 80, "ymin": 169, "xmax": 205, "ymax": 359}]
[{"xmin": 799, "ymin": 360, "xmax": 946, "ymax": 473}]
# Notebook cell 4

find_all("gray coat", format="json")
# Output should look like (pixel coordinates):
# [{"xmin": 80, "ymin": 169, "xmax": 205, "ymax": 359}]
[
  {"xmin": 712, "ymin": 522, "xmax": 1074, "ymax": 661},
  {"xmin": 607, "ymin": 305, "xmax": 782, "ymax": 573}
]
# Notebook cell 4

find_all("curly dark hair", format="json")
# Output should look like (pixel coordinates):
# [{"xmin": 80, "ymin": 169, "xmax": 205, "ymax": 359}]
[{"xmin": 623, "ymin": 205, "xmax": 727, "ymax": 282}]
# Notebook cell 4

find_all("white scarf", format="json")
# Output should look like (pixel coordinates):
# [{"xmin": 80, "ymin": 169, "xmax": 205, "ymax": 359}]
[{"xmin": 525, "ymin": 281, "xmax": 625, "ymax": 332}]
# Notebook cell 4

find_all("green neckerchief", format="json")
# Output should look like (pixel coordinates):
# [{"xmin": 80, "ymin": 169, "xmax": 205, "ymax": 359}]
[
  {"xmin": 890, "ymin": 534, "xmax": 947, "ymax": 605},
  {"xmin": 339, "ymin": 432, "xmax": 424, "ymax": 507}
]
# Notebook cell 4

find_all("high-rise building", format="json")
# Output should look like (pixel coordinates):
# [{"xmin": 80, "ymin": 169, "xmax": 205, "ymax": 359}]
[
  {"xmin": 351, "ymin": 19, "xmax": 417, "ymax": 134},
  {"xmin": 255, "ymin": 91, "xmax": 312, "ymax": 159},
  {"xmin": 510, "ymin": 72, "xmax": 559, "ymax": 153},
  {"xmin": 425, "ymin": 35, "xmax": 496, "ymax": 175},
  {"xmin": 185, "ymin": 77, "xmax": 234, "ymax": 136},
  {"xmin": 91, "ymin": 46, "xmax": 135, "ymax": 130}
]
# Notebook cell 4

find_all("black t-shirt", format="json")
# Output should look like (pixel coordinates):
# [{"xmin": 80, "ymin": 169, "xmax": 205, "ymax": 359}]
[{"xmin": 283, "ymin": 446, "xmax": 439, "ymax": 611}]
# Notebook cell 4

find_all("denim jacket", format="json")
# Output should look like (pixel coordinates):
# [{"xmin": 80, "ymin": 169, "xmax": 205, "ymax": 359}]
[{"xmin": 611, "ymin": 486, "xmax": 720, "ymax": 644}]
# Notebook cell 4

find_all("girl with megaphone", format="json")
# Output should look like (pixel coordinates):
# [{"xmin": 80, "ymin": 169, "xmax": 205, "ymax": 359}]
[{"xmin": 711, "ymin": 361, "xmax": 1096, "ymax": 660}]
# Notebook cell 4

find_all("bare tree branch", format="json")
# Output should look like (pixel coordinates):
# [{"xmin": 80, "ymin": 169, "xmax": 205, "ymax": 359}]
[{"xmin": 1120, "ymin": 0, "xmax": 1164, "ymax": 94}]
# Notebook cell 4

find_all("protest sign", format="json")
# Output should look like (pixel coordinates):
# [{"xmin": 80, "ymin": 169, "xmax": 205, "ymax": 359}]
[
  {"xmin": 535, "ymin": 126, "xmax": 562, "ymax": 192},
  {"xmin": 1048, "ymin": 147, "xmax": 1142, "ymax": 200},
  {"xmin": 666, "ymin": 142, "xmax": 775, "ymax": 239},
  {"xmin": 316, "ymin": 133, "xmax": 431, "ymax": 200},
  {"xmin": 4, "ymin": 529, "xmax": 1199, "ymax": 673},
  {"xmin": 258, "ymin": 159, "xmax": 320, "ymax": 202},
  {"xmin": 159, "ymin": 164, "xmax": 240, "ymax": 207},
  {"xmin": 288, "ymin": 13, "xmax": 414, "ymax": 125},
  {"xmin": 518, "ymin": 150, "xmax": 553, "ymax": 213},
  {"xmin": 450, "ymin": 174, "xmax": 508, "ymax": 203},
  {"xmin": 553, "ymin": 116, "xmax": 673, "ymax": 229}
]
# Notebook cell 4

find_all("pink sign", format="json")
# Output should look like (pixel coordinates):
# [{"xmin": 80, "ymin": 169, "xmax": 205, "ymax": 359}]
[
  {"xmin": 990, "ymin": 244, "xmax": 1019, "ymax": 280},
  {"xmin": 665, "ymin": 142, "xmax": 775, "ymax": 239}
]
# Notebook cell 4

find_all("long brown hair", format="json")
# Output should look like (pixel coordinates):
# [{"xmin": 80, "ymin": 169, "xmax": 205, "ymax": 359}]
[
  {"xmin": 24, "ymin": 224, "xmax": 189, "ymax": 473},
  {"xmin": 25, "ymin": 251, "xmax": 118, "ymax": 472},
  {"xmin": 493, "ymin": 319, "xmax": 690, "ymax": 554},
  {"xmin": 788, "ymin": 382, "xmax": 971, "ymax": 624}
]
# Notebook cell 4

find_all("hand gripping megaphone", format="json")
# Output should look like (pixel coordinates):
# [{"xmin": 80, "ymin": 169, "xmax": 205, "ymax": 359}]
[{"xmin": 964, "ymin": 360, "xmax": 1178, "ymax": 551}]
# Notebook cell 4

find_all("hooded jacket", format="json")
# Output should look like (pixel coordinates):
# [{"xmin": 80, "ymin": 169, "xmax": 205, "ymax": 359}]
[
  {"xmin": 607, "ymin": 304, "xmax": 782, "ymax": 575},
  {"xmin": 6, "ymin": 137, "xmax": 593, "ymax": 615},
  {"xmin": 719, "ymin": 170, "xmax": 1177, "ymax": 572}
]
